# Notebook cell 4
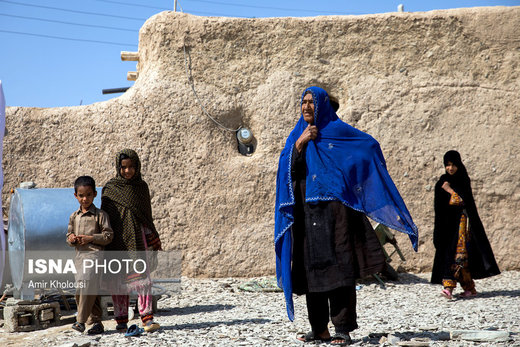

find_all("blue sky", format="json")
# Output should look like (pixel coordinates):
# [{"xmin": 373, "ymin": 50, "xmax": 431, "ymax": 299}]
[{"xmin": 0, "ymin": 0, "xmax": 518, "ymax": 107}]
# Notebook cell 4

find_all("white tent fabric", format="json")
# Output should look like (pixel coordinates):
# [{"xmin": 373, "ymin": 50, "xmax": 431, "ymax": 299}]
[{"xmin": 0, "ymin": 80, "xmax": 5, "ymax": 289}]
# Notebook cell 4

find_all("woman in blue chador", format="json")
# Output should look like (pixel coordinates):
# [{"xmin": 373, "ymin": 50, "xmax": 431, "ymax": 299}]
[{"xmin": 274, "ymin": 86, "xmax": 418, "ymax": 345}]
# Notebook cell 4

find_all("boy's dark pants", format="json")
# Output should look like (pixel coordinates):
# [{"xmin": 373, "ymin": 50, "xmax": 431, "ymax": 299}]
[{"xmin": 306, "ymin": 286, "xmax": 358, "ymax": 334}]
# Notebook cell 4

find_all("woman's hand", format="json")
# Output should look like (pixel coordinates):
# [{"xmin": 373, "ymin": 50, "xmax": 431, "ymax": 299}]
[
  {"xmin": 295, "ymin": 124, "xmax": 318, "ymax": 153},
  {"xmin": 442, "ymin": 182, "xmax": 463, "ymax": 205},
  {"xmin": 449, "ymin": 192, "xmax": 464, "ymax": 206}
]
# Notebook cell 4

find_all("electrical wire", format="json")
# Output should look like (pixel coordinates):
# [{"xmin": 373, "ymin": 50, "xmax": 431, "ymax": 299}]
[
  {"xmin": 96, "ymin": 0, "xmax": 357, "ymax": 16},
  {"xmin": 183, "ymin": 44, "xmax": 241, "ymax": 132},
  {"xmin": 0, "ymin": 29, "xmax": 137, "ymax": 47},
  {"xmin": 93, "ymin": 0, "xmax": 169, "ymax": 11},
  {"xmin": 0, "ymin": 12, "xmax": 137, "ymax": 32},
  {"xmin": 1, "ymin": 0, "xmax": 358, "ymax": 22},
  {"xmin": 93, "ymin": 0, "xmax": 243, "ymax": 18},
  {"xmin": 182, "ymin": 9, "xmax": 247, "ymax": 17},
  {"xmin": 186, "ymin": 0, "xmax": 360, "ymax": 15},
  {"xmin": 0, "ymin": 0, "xmax": 147, "ymax": 21}
]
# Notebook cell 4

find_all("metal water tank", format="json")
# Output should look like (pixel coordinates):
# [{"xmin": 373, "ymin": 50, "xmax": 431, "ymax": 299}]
[{"xmin": 8, "ymin": 187, "xmax": 102, "ymax": 293}]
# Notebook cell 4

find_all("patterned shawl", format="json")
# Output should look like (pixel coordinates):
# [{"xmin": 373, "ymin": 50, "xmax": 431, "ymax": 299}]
[{"xmin": 101, "ymin": 149, "xmax": 161, "ymax": 251}]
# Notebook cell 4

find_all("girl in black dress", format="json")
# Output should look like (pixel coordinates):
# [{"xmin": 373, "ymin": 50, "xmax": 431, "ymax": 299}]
[{"xmin": 431, "ymin": 150, "xmax": 500, "ymax": 299}]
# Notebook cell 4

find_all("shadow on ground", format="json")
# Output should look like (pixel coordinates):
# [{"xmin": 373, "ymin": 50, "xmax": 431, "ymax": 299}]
[
  {"xmin": 469, "ymin": 289, "xmax": 520, "ymax": 299},
  {"xmin": 358, "ymin": 272, "xmax": 430, "ymax": 287},
  {"xmin": 159, "ymin": 304, "xmax": 235, "ymax": 315},
  {"xmin": 160, "ymin": 318, "xmax": 271, "ymax": 331},
  {"xmin": 393, "ymin": 273, "xmax": 431, "ymax": 284},
  {"xmin": 358, "ymin": 330, "xmax": 451, "ymax": 345}
]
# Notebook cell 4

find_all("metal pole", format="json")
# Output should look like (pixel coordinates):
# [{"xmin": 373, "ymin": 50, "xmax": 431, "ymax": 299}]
[{"xmin": 174, "ymin": 0, "xmax": 177, "ymax": 12}]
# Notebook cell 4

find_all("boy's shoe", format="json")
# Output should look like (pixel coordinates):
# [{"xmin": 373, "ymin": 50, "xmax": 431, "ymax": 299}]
[
  {"xmin": 116, "ymin": 322, "xmax": 128, "ymax": 332},
  {"xmin": 87, "ymin": 322, "xmax": 104, "ymax": 335},
  {"xmin": 72, "ymin": 322, "xmax": 85, "ymax": 333},
  {"xmin": 144, "ymin": 321, "xmax": 160, "ymax": 333}
]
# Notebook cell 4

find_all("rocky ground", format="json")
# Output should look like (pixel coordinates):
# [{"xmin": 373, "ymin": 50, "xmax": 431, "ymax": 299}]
[{"xmin": 1, "ymin": 271, "xmax": 519, "ymax": 346}]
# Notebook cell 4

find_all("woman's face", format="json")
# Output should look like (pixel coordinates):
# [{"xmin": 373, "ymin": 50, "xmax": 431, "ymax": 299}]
[
  {"xmin": 301, "ymin": 93, "xmax": 315, "ymax": 124},
  {"xmin": 120, "ymin": 158, "xmax": 136, "ymax": 180},
  {"xmin": 445, "ymin": 161, "xmax": 458, "ymax": 175}
]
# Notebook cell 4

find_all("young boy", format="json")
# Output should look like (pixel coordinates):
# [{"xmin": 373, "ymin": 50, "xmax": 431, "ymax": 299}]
[{"xmin": 67, "ymin": 176, "xmax": 113, "ymax": 334}]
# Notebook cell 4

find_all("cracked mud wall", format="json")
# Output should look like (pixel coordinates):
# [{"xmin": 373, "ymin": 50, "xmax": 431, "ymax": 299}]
[{"xmin": 4, "ymin": 7, "xmax": 520, "ymax": 276}]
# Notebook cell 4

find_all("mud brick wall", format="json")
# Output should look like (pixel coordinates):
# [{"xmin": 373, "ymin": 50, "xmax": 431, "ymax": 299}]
[{"xmin": 4, "ymin": 7, "xmax": 519, "ymax": 276}]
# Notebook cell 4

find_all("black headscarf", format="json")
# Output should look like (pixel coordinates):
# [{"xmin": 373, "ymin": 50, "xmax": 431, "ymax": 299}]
[{"xmin": 441, "ymin": 150, "xmax": 471, "ymax": 198}]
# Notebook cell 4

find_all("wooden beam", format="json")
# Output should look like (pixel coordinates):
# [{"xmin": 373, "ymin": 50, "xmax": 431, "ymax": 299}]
[
  {"xmin": 127, "ymin": 71, "xmax": 138, "ymax": 81},
  {"xmin": 121, "ymin": 51, "xmax": 139, "ymax": 61}
]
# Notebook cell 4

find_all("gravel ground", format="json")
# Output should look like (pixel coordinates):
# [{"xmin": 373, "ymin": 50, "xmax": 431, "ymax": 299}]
[{"xmin": 1, "ymin": 271, "xmax": 519, "ymax": 346}]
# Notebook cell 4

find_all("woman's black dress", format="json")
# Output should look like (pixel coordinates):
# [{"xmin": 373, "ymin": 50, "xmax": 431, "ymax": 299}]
[
  {"xmin": 290, "ymin": 145, "xmax": 386, "ymax": 295},
  {"xmin": 431, "ymin": 173, "xmax": 500, "ymax": 284}
]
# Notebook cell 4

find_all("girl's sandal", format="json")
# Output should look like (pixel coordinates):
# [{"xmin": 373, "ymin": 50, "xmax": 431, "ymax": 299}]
[
  {"xmin": 441, "ymin": 289, "xmax": 453, "ymax": 299},
  {"xmin": 116, "ymin": 323, "xmax": 128, "ymax": 332},
  {"xmin": 124, "ymin": 324, "xmax": 144, "ymax": 337},
  {"xmin": 144, "ymin": 321, "xmax": 160, "ymax": 333}
]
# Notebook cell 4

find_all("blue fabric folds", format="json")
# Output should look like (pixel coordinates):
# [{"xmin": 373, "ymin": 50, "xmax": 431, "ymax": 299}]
[{"xmin": 274, "ymin": 87, "xmax": 418, "ymax": 321}]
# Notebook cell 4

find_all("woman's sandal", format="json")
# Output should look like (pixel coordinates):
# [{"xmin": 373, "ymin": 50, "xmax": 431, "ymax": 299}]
[
  {"xmin": 441, "ymin": 289, "xmax": 453, "ymax": 299},
  {"xmin": 296, "ymin": 331, "xmax": 332, "ymax": 342},
  {"xmin": 460, "ymin": 290, "xmax": 477, "ymax": 298},
  {"xmin": 71, "ymin": 321, "xmax": 85, "ymax": 333},
  {"xmin": 331, "ymin": 333, "xmax": 352, "ymax": 346}
]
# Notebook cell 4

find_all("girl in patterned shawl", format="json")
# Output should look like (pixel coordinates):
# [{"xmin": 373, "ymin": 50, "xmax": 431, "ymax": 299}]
[
  {"xmin": 102, "ymin": 149, "xmax": 162, "ymax": 333},
  {"xmin": 431, "ymin": 150, "xmax": 499, "ymax": 299}
]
